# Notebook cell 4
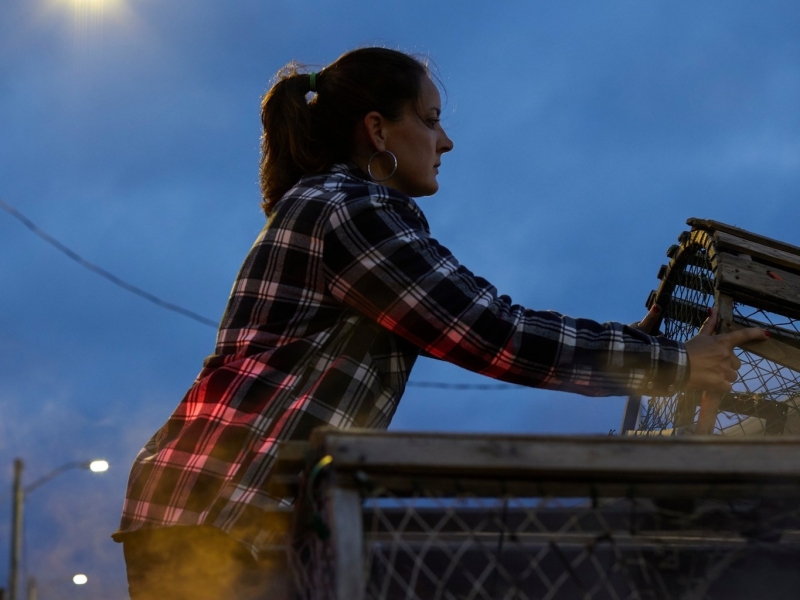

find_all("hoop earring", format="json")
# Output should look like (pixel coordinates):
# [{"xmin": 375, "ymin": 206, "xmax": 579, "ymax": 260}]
[{"xmin": 367, "ymin": 150, "xmax": 398, "ymax": 183}]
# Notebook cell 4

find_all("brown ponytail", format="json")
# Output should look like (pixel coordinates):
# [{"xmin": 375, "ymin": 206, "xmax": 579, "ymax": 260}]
[{"xmin": 259, "ymin": 48, "xmax": 430, "ymax": 214}]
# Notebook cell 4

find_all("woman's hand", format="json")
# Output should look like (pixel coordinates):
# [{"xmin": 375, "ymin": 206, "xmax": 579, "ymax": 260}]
[
  {"xmin": 684, "ymin": 308, "xmax": 768, "ymax": 392},
  {"xmin": 631, "ymin": 304, "xmax": 662, "ymax": 334}
]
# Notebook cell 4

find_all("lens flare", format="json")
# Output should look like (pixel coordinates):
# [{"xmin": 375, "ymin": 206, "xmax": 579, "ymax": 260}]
[
  {"xmin": 62, "ymin": 0, "xmax": 123, "ymax": 12},
  {"xmin": 45, "ymin": 0, "xmax": 131, "ymax": 38}
]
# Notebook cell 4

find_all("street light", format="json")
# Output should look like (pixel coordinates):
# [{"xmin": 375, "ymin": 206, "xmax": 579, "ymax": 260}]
[
  {"xmin": 7, "ymin": 458, "xmax": 109, "ymax": 600},
  {"xmin": 25, "ymin": 572, "xmax": 89, "ymax": 600}
]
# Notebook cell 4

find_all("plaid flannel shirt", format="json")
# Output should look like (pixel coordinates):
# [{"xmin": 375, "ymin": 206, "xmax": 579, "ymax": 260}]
[{"xmin": 115, "ymin": 164, "xmax": 688, "ymax": 555}]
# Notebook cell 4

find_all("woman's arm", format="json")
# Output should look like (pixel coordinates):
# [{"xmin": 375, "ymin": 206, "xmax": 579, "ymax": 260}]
[{"xmin": 323, "ymin": 188, "xmax": 688, "ymax": 397}]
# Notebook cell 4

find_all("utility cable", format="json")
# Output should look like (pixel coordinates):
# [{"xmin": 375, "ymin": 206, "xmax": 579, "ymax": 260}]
[
  {"xmin": 0, "ymin": 197, "xmax": 218, "ymax": 328},
  {"xmin": 0, "ymin": 197, "xmax": 527, "ymax": 391},
  {"xmin": 406, "ymin": 381, "xmax": 520, "ymax": 390}
]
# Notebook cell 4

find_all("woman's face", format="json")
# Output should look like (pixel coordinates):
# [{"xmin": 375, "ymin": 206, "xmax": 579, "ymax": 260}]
[{"xmin": 379, "ymin": 76, "xmax": 454, "ymax": 197}]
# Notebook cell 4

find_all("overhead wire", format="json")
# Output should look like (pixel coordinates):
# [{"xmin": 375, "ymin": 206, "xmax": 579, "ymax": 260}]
[
  {"xmin": 0, "ymin": 197, "xmax": 218, "ymax": 328},
  {"xmin": 0, "ymin": 196, "xmax": 526, "ymax": 391},
  {"xmin": 0, "ymin": 198, "xmax": 218, "ymax": 329}
]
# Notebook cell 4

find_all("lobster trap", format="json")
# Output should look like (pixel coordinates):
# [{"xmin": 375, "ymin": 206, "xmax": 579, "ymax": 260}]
[
  {"xmin": 280, "ymin": 429, "xmax": 800, "ymax": 600},
  {"xmin": 622, "ymin": 218, "xmax": 800, "ymax": 436}
]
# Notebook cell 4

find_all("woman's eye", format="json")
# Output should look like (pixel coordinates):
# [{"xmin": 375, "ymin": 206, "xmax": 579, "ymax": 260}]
[{"xmin": 427, "ymin": 118, "xmax": 440, "ymax": 129}]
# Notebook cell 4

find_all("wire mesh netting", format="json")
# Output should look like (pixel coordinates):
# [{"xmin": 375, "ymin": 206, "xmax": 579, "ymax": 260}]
[
  {"xmin": 291, "ymin": 485, "xmax": 800, "ymax": 600},
  {"xmin": 638, "ymin": 230, "xmax": 800, "ymax": 435}
]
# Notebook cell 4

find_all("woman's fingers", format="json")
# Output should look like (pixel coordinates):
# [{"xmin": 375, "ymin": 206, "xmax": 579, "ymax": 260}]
[
  {"xmin": 722, "ymin": 365, "xmax": 738, "ymax": 383},
  {"xmin": 720, "ymin": 326, "xmax": 770, "ymax": 348},
  {"xmin": 683, "ymin": 324, "xmax": 767, "ymax": 392},
  {"xmin": 631, "ymin": 304, "xmax": 661, "ymax": 334},
  {"xmin": 697, "ymin": 308, "xmax": 719, "ymax": 336}
]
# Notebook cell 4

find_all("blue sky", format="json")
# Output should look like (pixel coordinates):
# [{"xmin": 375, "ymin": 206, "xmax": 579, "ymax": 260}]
[{"xmin": 1, "ymin": 0, "xmax": 799, "ymax": 597}]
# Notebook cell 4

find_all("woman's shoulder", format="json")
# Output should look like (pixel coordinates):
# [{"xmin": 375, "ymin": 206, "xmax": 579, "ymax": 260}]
[{"xmin": 280, "ymin": 164, "xmax": 419, "ymax": 213}]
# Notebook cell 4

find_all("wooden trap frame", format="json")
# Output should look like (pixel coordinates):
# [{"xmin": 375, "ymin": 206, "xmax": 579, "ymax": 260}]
[
  {"xmin": 621, "ymin": 218, "xmax": 800, "ymax": 436},
  {"xmin": 278, "ymin": 429, "xmax": 800, "ymax": 600}
]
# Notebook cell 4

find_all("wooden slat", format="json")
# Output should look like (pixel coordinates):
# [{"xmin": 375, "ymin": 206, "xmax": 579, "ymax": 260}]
[
  {"xmin": 733, "ymin": 314, "xmax": 800, "ymax": 348},
  {"xmin": 723, "ymin": 321, "xmax": 800, "ymax": 372},
  {"xmin": 309, "ymin": 429, "xmax": 800, "ymax": 486},
  {"xmin": 619, "ymin": 395, "xmax": 641, "ymax": 434},
  {"xmin": 675, "ymin": 391, "xmax": 701, "ymax": 428},
  {"xmin": 716, "ymin": 252, "xmax": 800, "ymax": 319},
  {"xmin": 688, "ymin": 218, "xmax": 800, "ymax": 258},
  {"xmin": 696, "ymin": 392, "xmax": 722, "ymax": 434},
  {"xmin": 669, "ymin": 269, "xmax": 713, "ymax": 296},
  {"xmin": 330, "ymin": 487, "xmax": 364, "ymax": 600},
  {"xmin": 330, "ymin": 473, "xmax": 800, "ymax": 500},
  {"xmin": 663, "ymin": 296, "xmax": 707, "ymax": 329},
  {"xmin": 714, "ymin": 231, "xmax": 800, "ymax": 273}
]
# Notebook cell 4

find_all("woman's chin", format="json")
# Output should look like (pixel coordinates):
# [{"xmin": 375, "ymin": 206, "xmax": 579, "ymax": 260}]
[{"xmin": 417, "ymin": 180, "xmax": 439, "ymax": 197}]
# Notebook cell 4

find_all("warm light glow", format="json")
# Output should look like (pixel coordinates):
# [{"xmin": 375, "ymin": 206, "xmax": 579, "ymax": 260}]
[
  {"xmin": 44, "ymin": 0, "xmax": 131, "ymax": 32},
  {"xmin": 89, "ymin": 460, "xmax": 109, "ymax": 472},
  {"xmin": 73, "ymin": 574, "xmax": 88, "ymax": 585},
  {"xmin": 38, "ymin": 0, "xmax": 139, "ymax": 46},
  {"xmin": 61, "ymin": 0, "xmax": 123, "ymax": 12}
]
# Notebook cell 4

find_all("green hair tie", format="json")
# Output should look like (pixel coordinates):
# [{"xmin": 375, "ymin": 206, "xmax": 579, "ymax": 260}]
[{"xmin": 309, "ymin": 72, "xmax": 317, "ymax": 92}]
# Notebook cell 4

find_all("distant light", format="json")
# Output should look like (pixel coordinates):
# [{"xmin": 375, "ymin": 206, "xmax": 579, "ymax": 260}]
[
  {"xmin": 50, "ymin": 0, "xmax": 130, "ymax": 25},
  {"xmin": 61, "ymin": 0, "xmax": 122, "ymax": 11},
  {"xmin": 73, "ymin": 574, "xmax": 88, "ymax": 585},
  {"xmin": 89, "ymin": 460, "xmax": 109, "ymax": 473}
]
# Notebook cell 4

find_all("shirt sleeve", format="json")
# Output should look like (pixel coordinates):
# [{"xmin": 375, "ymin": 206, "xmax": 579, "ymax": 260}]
[{"xmin": 322, "ymin": 188, "xmax": 688, "ymax": 397}]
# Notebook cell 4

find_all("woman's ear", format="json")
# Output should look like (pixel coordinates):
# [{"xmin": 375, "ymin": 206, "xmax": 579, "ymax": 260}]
[{"xmin": 362, "ymin": 111, "xmax": 387, "ymax": 152}]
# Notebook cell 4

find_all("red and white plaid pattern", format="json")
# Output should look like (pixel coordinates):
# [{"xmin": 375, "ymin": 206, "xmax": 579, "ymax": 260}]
[{"xmin": 115, "ymin": 164, "xmax": 687, "ymax": 555}]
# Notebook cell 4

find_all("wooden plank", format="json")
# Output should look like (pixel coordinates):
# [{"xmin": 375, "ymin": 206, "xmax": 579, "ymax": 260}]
[
  {"xmin": 732, "ymin": 313, "xmax": 800, "ymax": 347},
  {"xmin": 716, "ymin": 252, "xmax": 800, "ymax": 319},
  {"xmin": 675, "ymin": 390, "xmax": 701, "ymax": 428},
  {"xmin": 696, "ymin": 393, "xmax": 721, "ymax": 434},
  {"xmin": 717, "ymin": 292, "xmax": 734, "ymax": 327},
  {"xmin": 785, "ymin": 402, "xmax": 800, "ymax": 434},
  {"xmin": 688, "ymin": 218, "xmax": 800, "ymax": 258},
  {"xmin": 723, "ymin": 321, "xmax": 800, "ymax": 373},
  {"xmin": 714, "ymin": 231, "xmax": 800, "ymax": 273},
  {"xmin": 309, "ymin": 429, "xmax": 800, "ymax": 485},
  {"xmin": 333, "ymin": 472, "xmax": 800, "ymax": 501},
  {"xmin": 662, "ymin": 296, "xmax": 707, "ymax": 329},
  {"xmin": 619, "ymin": 395, "xmax": 641, "ymax": 433},
  {"xmin": 666, "ymin": 268, "xmax": 713, "ymax": 296},
  {"xmin": 330, "ymin": 487, "xmax": 365, "ymax": 600}
]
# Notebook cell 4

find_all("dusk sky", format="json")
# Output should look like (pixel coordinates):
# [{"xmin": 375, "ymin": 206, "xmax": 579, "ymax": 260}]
[{"xmin": 1, "ymin": 1, "xmax": 799, "ymax": 597}]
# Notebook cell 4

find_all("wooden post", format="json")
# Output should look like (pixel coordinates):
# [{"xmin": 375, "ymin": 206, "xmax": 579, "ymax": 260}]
[
  {"xmin": 696, "ymin": 391, "xmax": 722, "ymax": 434},
  {"xmin": 620, "ymin": 395, "xmax": 641, "ymax": 434},
  {"xmin": 329, "ymin": 486, "xmax": 364, "ymax": 600},
  {"xmin": 696, "ymin": 294, "xmax": 734, "ymax": 434},
  {"xmin": 8, "ymin": 459, "xmax": 23, "ymax": 600},
  {"xmin": 675, "ymin": 391, "xmax": 701, "ymax": 428},
  {"xmin": 25, "ymin": 577, "xmax": 35, "ymax": 600}
]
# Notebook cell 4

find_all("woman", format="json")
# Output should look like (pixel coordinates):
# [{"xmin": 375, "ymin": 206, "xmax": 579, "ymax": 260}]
[{"xmin": 113, "ymin": 47, "xmax": 765, "ymax": 599}]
